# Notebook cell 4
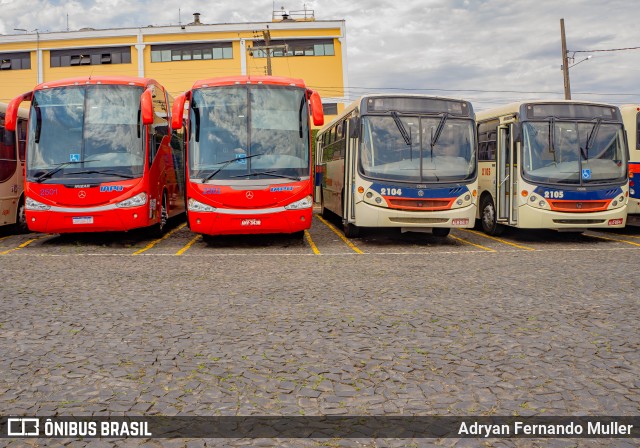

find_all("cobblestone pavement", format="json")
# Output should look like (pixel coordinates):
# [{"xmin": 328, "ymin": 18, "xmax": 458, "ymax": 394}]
[{"xmin": 1, "ymin": 215, "xmax": 639, "ymax": 448}]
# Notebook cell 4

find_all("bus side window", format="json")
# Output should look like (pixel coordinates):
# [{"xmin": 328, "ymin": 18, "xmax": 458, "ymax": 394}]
[
  {"xmin": 150, "ymin": 90, "xmax": 169, "ymax": 165},
  {"xmin": 0, "ymin": 116, "xmax": 17, "ymax": 183},
  {"xmin": 18, "ymin": 119, "xmax": 27, "ymax": 161}
]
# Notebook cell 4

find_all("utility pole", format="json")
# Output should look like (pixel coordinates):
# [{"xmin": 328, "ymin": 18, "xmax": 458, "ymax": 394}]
[
  {"xmin": 560, "ymin": 18, "xmax": 571, "ymax": 100},
  {"xmin": 248, "ymin": 26, "xmax": 288, "ymax": 75}
]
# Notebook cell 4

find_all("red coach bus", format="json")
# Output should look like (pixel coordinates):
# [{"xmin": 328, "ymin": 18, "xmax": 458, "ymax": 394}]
[
  {"xmin": 170, "ymin": 76, "xmax": 324, "ymax": 238},
  {"xmin": 5, "ymin": 76, "xmax": 185, "ymax": 235}
]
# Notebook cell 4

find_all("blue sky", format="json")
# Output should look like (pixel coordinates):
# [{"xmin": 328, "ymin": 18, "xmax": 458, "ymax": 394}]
[{"xmin": 1, "ymin": 0, "xmax": 639, "ymax": 109}]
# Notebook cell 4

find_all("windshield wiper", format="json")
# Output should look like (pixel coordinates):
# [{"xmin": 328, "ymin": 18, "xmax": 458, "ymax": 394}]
[
  {"xmin": 230, "ymin": 170, "xmax": 301, "ymax": 181},
  {"xmin": 583, "ymin": 118, "xmax": 602, "ymax": 159},
  {"xmin": 201, "ymin": 153, "xmax": 263, "ymax": 183},
  {"xmin": 390, "ymin": 111, "xmax": 412, "ymax": 146},
  {"xmin": 298, "ymin": 96, "xmax": 306, "ymax": 138},
  {"xmin": 34, "ymin": 160, "xmax": 97, "ymax": 183},
  {"xmin": 548, "ymin": 117, "xmax": 557, "ymax": 163},
  {"xmin": 71, "ymin": 169, "xmax": 136, "ymax": 179},
  {"xmin": 431, "ymin": 113, "xmax": 449, "ymax": 147}
]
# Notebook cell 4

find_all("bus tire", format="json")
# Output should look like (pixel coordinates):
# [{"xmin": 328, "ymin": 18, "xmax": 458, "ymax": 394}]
[
  {"xmin": 152, "ymin": 193, "xmax": 169, "ymax": 238},
  {"xmin": 291, "ymin": 230, "xmax": 305, "ymax": 239},
  {"xmin": 480, "ymin": 195, "xmax": 505, "ymax": 236},
  {"xmin": 343, "ymin": 222, "xmax": 360, "ymax": 238},
  {"xmin": 432, "ymin": 227, "xmax": 450, "ymax": 237},
  {"xmin": 15, "ymin": 196, "xmax": 29, "ymax": 234},
  {"xmin": 320, "ymin": 190, "xmax": 331, "ymax": 219}
]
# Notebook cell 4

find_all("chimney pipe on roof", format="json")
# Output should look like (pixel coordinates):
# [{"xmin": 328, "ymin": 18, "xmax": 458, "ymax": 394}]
[{"xmin": 193, "ymin": 13, "xmax": 201, "ymax": 24}]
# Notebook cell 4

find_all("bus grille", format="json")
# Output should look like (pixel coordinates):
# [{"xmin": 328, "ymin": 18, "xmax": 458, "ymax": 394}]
[
  {"xmin": 552, "ymin": 219, "xmax": 606, "ymax": 225},
  {"xmin": 548, "ymin": 200, "xmax": 609, "ymax": 212},
  {"xmin": 389, "ymin": 217, "xmax": 449, "ymax": 224},
  {"xmin": 387, "ymin": 198, "xmax": 453, "ymax": 211}
]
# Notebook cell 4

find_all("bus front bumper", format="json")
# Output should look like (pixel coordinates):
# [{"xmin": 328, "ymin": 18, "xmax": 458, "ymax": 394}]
[
  {"xmin": 513, "ymin": 204, "xmax": 627, "ymax": 229},
  {"xmin": 25, "ymin": 204, "xmax": 152, "ymax": 233},
  {"xmin": 190, "ymin": 207, "xmax": 312, "ymax": 236},
  {"xmin": 353, "ymin": 202, "xmax": 477, "ymax": 229}
]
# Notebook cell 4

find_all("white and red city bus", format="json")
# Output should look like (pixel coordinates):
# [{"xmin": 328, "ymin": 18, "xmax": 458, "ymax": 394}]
[
  {"xmin": 0, "ymin": 102, "xmax": 29, "ymax": 232},
  {"xmin": 171, "ymin": 76, "xmax": 324, "ymax": 238},
  {"xmin": 5, "ymin": 76, "xmax": 185, "ymax": 235}
]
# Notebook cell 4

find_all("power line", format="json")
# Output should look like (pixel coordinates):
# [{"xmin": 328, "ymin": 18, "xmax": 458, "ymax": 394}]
[{"xmin": 570, "ymin": 46, "xmax": 640, "ymax": 54}]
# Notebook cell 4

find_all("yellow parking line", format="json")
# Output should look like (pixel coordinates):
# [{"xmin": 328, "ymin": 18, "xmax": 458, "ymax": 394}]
[
  {"xmin": 0, "ymin": 235, "xmax": 45, "ymax": 255},
  {"xmin": 175, "ymin": 234, "xmax": 202, "ymax": 255},
  {"xmin": 304, "ymin": 230, "xmax": 320, "ymax": 255},
  {"xmin": 459, "ymin": 228, "xmax": 536, "ymax": 251},
  {"xmin": 588, "ymin": 233, "xmax": 640, "ymax": 247},
  {"xmin": 449, "ymin": 234, "xmax": 496, "ymax": 252},
  {"xmin": 132, "ymin": 223, "xmax": 186, "ymax": 255},
  {"xmin": 608, "ymin": 232, "xmax": 640, "ymax": 240},
  {"xmin": 315, "ymin": 214, "xmax": 364, "ymax": 254}
]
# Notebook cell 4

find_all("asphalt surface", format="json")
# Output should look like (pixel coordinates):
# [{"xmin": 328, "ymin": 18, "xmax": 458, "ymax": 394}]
[{"xmin": 1, "ymin": 213, "xmax": 639, "ymax": 447}]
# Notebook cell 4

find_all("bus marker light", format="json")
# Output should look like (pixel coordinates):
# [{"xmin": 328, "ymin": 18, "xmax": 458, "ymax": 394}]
[
  {"xmin": 133, "ymin": 213, "xmax": 138, "ymax": 219},
  {"xmin": 472, "ymin": 190, "xmax": 477, "ymax": 197},
  {"xmin": 197, "ymin": 219, "xmax": 201, "ymax": 224},
  {"xmin": 357, "ymin": 186, "xmax": 364, "ymax": 194},
  {"xmin": 521, "ymin": 190, "xmax": 528, "ymax": 197}
]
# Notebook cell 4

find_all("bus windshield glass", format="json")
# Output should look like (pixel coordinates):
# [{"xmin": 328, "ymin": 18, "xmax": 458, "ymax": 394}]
[
  {"xmin": 27, "ymin": 85, "xmax": 145, "ymax": 182},
  {"xmin": 189, "ymin": 85, "xmax": 310, "ymax": 182},
  {"xmin": 359, "ymin": 114, "xmax": 476, "ymax": 183},
  {"xmin": 521, "ymin": 120, "xmax": 627, "ymax": 185}
]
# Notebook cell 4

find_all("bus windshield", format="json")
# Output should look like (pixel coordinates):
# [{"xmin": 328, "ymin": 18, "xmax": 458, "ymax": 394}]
[
  {"xmin": 189, "ymin": 85, "xmax": 310, "ymax": 182},
  {"xmin": 27, "ymin": 85, "xmax": 145, "ymax": 182},
  {"xmin": 521, "ymin": 120, "xmax": 627, "ymax": 185},
  {"xmin": 359, "ymin": 114, "xmax": 476, "ymax": 183}
]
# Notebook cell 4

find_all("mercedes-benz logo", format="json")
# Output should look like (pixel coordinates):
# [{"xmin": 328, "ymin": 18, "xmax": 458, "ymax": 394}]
[
  {"xmin": 418, "ymin": 190, "xmax": 424, "ymax": 197},
  {"xmin": 78, "ymin": 190, "xmax": 86, "ymax": 199},
  {"xmin": 576, "ymin": 202, "xmax": 583, "ymax": 209},
  {"xmin": 246, "ymin": 191, "xmax": 254, "ymax": 199}
]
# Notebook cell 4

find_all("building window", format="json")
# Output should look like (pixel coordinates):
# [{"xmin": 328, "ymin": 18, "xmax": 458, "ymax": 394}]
[
  {"xmin": 50, "ymin": 47, "xmax": 131, "ymax": 67},
  {"xmin": 251, "ymin": 39, "xmax": 334, "ymax": 58},
  {"xmin": 0, "ymin": 52, "xmax": 31, "ymax": 71},
  {"xmin": 151, "ymin": 43, "xmax": 233, "ymax": 62},
  {"xmin": 322, "ymin": 103, "xmax": 338, "ymax": 115}
]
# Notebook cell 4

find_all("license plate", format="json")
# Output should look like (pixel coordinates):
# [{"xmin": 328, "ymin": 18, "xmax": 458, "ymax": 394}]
[
  {"xmin": 608, "ymin": 218, "xmax": 623, "ymax": 226},
  {"xmin": 451, "ymin": 218, "xmax": 469, "ymax": 226},
  {"xmin": 72, "ymin": 216, "xmax": 94, "ymax": 225},
  {"xmin": 241, "ymin": 219, "xmax": 261, "ymax": 226}
]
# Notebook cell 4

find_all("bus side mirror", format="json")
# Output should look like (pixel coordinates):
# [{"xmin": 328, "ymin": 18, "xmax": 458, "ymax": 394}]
[
  {"xmin": 348, "ymin": 117, "xmax": 360, "ymax": 139},
  {"xmin": 308, "ymin": 90, "xmax": 324, "ymax": 127},
  {"xmin": 171, "ymin": 94, "xmax": 187, "ymax": 130},
  {"xmin": 512, "ymin": 122, "xmax": 522, "ymax": 143},
  {"xmin": 141, "ymin": 88, "xmax": 154, "ymax": 125},
  {"xmin": 5, "ymin": 92, "xmax": 32, "ymax": 132}
]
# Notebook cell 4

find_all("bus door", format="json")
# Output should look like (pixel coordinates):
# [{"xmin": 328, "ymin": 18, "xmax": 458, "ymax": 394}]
[
  {"xmin": 343, "ymin": 118, "xmax": 358, "ymax": 224},
  {"xmin": 496, "ymin": 123, "xmax": 517, "ymax": 225}
]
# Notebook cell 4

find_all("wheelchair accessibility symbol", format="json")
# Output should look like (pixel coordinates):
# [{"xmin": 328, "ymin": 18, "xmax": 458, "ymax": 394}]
[
  {"xmin": 69, "ymin": 154, "xmax": 80, "ymax": 162},
  {"xmin": 581, "ymin": 169, "xmax": 591, "ymax": 180}
]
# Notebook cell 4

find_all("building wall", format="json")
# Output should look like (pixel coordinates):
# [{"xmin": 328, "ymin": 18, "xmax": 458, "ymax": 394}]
[{"xmin": 0, "ymin": 19, "xmax": 347, "ymax": 122}]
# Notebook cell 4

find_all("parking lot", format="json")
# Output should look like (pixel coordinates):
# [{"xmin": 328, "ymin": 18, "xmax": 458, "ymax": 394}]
[{"xmin": 1, "ymin": 212, "xmax": 639, "ymax": 447}]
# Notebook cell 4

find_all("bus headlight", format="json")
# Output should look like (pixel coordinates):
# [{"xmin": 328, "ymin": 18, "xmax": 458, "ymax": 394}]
[
  {"xmin": 26, "ymin": 197, "xmax": 51, "ymax": 211},
  {"xmin": 285, "ymin": 195, "xmax": 313, "ymax": 210},
  {"xmin": 116, "ymin": 192, "xmax": 148, "ymax": 208},
  {"xmin": 188, "ymin": 198, "xmax": 216, "ymax": 212}
]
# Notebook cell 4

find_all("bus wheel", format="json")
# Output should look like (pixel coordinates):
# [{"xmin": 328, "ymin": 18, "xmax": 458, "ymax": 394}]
[
  {"xmin": 343, "ymin": 222, "xmax": 360, "ymax": 238},
  {"xmin": 291, "ymin": 230, "xmax": 305, "ymax": 240},
  {"xmin": 320, "ymin": 191, "xmax": 331, "ymax": 219},
  {"xmin": 432, "ymin": 227, "xmax": 450, "ymax": 237},
  {"xmin": 15, "ymin": 197, "xmax": 29, "ymax": 234},
  {"xmin": 480, "ymin": 195, "xmax": 504, "ymax": 236},
  {"xmin": 152, "ymin": 193, "xmax": 169, "ymax": 237}
]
